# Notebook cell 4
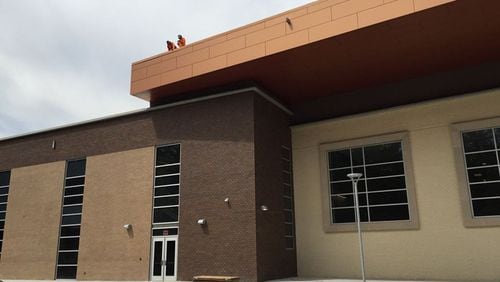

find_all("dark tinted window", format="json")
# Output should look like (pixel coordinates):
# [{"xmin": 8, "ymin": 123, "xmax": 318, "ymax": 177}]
[
  {"xmin": 65, "ymin": 177, "xmax": 85, "ymax": 187},
  {"xmin": 64, "ymin": 196, "xmax": 83, "ymax": 205},
  {"xmin": 0, "ymin": 187, "xmax": 9, "ymax": 195},
  {"xmin": 465, "ymin": 151, "xmax": 498, "ymax": 167},
  {"xmin": 152, "ymin": 228, "xmax": 178, "ymax": 236},
  {"xmin": 154, "ymin": 196, "xmax": 179, "ymax": 207},
  {"xmin": 58, "ymin": 251, "xmax": 78, "ymax": 264},
  {"xmin": 64, "ymin": 186, "xmax": 84, "ymax": 196},
  {"xmin": 153, "ymin": 207, "xmax": 179, "ymax": 223},
  {"xmin": 332, "ymin": 208, "xmax": 368, "ymax": 223},
  {"xmin": 59, "ymin": 238, "xmax": 80, "ymax": 250},
  {"xmin": 156, "ymin": 165, "xmax": 180, "ymax": 176},
  {"xmin": 155, "ymin": 186, "xmax": 179, "ymax": 196},
  {"xmin": 60, "ymin": 226, "xmax": 81, "ymax": 237},
  {"xmin": 329, "ymin": 150, "xmax": 350, "ymax": 168},
  {"xmin": 369, "ymin": 205, "xmax": 409, "ymax": 221},
  {"xmin": 57, "ymin": 266, "xmax": 77, "ymax": 279},
  {"xmin": 470, "ymin": 183, "xmax": 500, "ymax": 198},
  {"xmin": 62, "ymin": 215, "xmax": 82, "ymax": 225},
  {"xmin": 0, "ymin": 171, "xmax": 11, "ymax": 187},
  {"xmin": 156, "ymin": 145, "xmax": 180, "ymax": 166},
  {"xmin": 66, "ymin": 159, "xmax": 86, "ymax": 177},
  {"xmin": 155, "ymin": 175, "xmax": 180, "ymax": 186},
  {"xmin": 462, "ymin": 129, "xmax": 495, "ymax": 152},
  {"xmin": 473, "ymin": 199, "xmax": 500, "ymax": 216},
  {"xmin": 364, "ymin": 142, "xmax": 402, "ymax": 164}
]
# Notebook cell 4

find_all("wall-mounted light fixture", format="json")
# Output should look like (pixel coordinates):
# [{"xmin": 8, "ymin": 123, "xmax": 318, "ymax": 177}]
[
  {"xmin": 123, "ymin": 224, "xmax": 132, "ymax": 230},
  {"xmin": 51, "ymin": 140, "xmax": 56, "ymax": 150},
  {"xmin": 260, "ymin": 205, "xmax": 268, "ymax": 212},
  {"xmin": 224, "ymin": 197, "xmax": 230, "ymax": 204},
  {"xmin": 197, "ymin": 218, "xmax": 207, "ymax": 225}
]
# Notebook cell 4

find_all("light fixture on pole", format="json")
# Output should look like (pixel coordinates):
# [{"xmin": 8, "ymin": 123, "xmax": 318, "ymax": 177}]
[{"xmin": 347, "ymin": 172, "xmax": 366, "ymax": 282}]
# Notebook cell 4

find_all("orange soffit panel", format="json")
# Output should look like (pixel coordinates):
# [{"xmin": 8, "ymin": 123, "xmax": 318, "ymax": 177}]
[{"xmin": 130, "ymin": 0, "xmax": 455, "ymax": 100}]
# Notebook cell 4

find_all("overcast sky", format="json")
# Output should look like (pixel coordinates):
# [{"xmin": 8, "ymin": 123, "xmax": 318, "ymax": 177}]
[{"xmin": 0, "ymin": 0, "xmax": 313, "ymax": 139}]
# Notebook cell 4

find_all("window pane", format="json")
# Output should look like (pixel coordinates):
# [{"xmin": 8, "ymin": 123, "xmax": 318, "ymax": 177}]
[
  {"xmin": 284, "ymin": 198, "xmax": 292, "ymax": 210},
  {"xmin": 364, "ymin": 142, "xmax": 402, "ymax": 164},
  {"xmin": 59, "ymin": 238, "xmax": 80, "ymax": 250},
  {"xmin": 285, "ymin": 237, "xmax": 295, "ymax": 249},
  {"xmin": 472, "ymin": 198, "xmax": 500, "ymax": 216},
  {"xmin": 351, "ymin": 148, "xmax": 363, "ymax": 166},
  {"xmin": 465, "ymin": 151, "xmax": 498, "ymax": 168},
  {"xmin": 66, "ymin": 160, "xmax": 86, "ymax": 177},
  {"xmin": 62, "ymin": 215, "xmax": 82, "ymax": 225},
  {"xmin": 156, "ymin": 145, "xmax": 180, "ymax": 166},
  {"xmin": 0, "ymin": 204, "xmax": 7, "ymax": 212},
  {"xmin": 470, "ymin": 182, "xmax": 500, "ymax": 198},
  {"xmin": 156, "ymin": 165, "xmax": 180, "ymax": 176},
  {"xmin": 64, "ymin": 186, "xmax": 84, "ymax": 196},
  {"xmin": 368, "ymin": 191, "xmax": 407, "ymax": 205},
  {"xmin": 65, "ymin": 177, "xmax": 85, "ymax": 187},
  {"xmin": 155, "ymin": 175, "xmax": 180, "ymax": 186},
  {"xmin": 369, "ymin": 205, "xmax": 409, "ymax": 221},
  {"xmin": 57, "ymin": 266, "xmax": 77, "ymax": 279},
  {"xmin": 285, "ymin": 211, "xmax": 293, "ymax": 223},
  {"xmin": 467, "ymin": 167, "xmax": 500, "ymax": 183},
  {"xmin": 0, "ymin": 195, "xmax": 7, "ymax": 203},
  {"xmin": 0, "ymin": 221, "xmax": 4, "ymax": 229},
  {"xmin": 332, "ymin": 207, "xmax": 368, "ymax": 223},
  {"xmin": 153, "ymin": 241, "xmax": 163, "ymax": 276},
  {"xmin": 64, "ymin": 196, "xmax": 83, "ymax": 205},
  {"xmin": 154, "ymin": 196, "xmax": 179, "ymax": 207},
  {"xmin": 329, "ymin": 150, "xmax": 350, "ymax": 169},
  {"xmin": 365, "ymin": 162, "xmax": 404, "ymax": 178},
  {"xmin": 0, "ymin": 187, "xmax": 9, "ymax": 195},
  {"xmin": 329, "ymin": 168, "xmax": 351, "ymax": 182},
  {"xmin": 153, "ymin": 207, "xmax": 178, "ymax": 223},
  {"xmin": 462, "ymin": 129, "xmax": 495, "ymax": 153},
  {"xmin": 60, "ymin": 226, "xmax": 80, "ymax": 237},
  {"xmin": 165, "ymin": 241, "xmax": 176, "ymax": 276},
  {"xmin": 0, "ymin": 171, "xmax": 10, "ymax": 186},
  {"xmin": 152, "ymin": 228, "xmax": 178, "ymax": 236},
  {"xmin": 367, "ymin": 176, "xmax": 406, "ymax": 192},
  {"xmin": 63, "ymin": 205, "xmax": 82, "ymax": 215},
  {"xmin": 331, "ymin": 180, "xmax": 366, "ymax": 194},
  {"xmin": 495, "ymin": 128, "xmax": 500, "ymax": 146},
  {"xmin": 155, "ymin": 186, "xmax": 179, "ymax": 196},
  {"xmin": 331, "ymin": 194, "xmax": 366, "ymax": 208},
  {"xmin": 0, "ymin": 212, "xmax": 5, "ymax": 220},
  {"xmin": 58, "ymin": 251, "xmax": 78, "ymax": 264}
]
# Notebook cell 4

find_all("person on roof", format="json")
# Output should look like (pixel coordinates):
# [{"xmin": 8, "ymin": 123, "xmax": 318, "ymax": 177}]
[
  {"xmin": 166, "ymin": 40, "xmax": 177, "ymax": 51},
  {"xmin": 177, "ymin": 34, "xmax": 186, "ymax": 47}
]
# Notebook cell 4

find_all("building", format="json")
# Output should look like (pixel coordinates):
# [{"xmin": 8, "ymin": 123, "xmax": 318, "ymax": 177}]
[{"xmin": 1, "ymin": 0, "xmax": 500, "ymax": 281}]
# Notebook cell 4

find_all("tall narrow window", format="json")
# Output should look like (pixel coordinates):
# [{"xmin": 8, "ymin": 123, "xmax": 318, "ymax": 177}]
[
  {"xmin": 0, "ymin": 170, "xmax": 11, "ymax": 256},
  {"xmin": 153, "ymin": 145, "xmax": 181, "ymax": 225},
  {"xmin": 282, "ymin": 146, "xmax": 295, "ymax": 250},
  {"xmin": 56, "ymin": 159, "xmax": 86, "ymax": 279}
]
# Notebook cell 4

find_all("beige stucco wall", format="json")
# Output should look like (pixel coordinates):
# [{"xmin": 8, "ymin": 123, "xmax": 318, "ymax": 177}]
[
  {"xmin": 77, "ymin": 147, "xmax": 154, "ymax": 280},
  {"xmin": 292, "ymin": 88, "xmax": 500, "ymax": 281},
  {"xmin": 0, "ymin": 161, "xmax": 65, "ymax": 279}
]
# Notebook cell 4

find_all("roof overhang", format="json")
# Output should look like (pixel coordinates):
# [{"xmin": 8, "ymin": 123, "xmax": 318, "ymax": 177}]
[{"xmin": 131, "ymin": 0, "xmax": 500, "ymax": 111}]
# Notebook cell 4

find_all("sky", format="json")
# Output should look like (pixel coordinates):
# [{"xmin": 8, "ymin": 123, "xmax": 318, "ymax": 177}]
[{"xmin": 0, "ymin": 0, "xmax": 313, "ymax": 139}]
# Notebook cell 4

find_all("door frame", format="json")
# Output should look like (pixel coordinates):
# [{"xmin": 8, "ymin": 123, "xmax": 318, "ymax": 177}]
[{"xmin": 151, "ymin": 235, "xmax": 178, "ymax": 281}]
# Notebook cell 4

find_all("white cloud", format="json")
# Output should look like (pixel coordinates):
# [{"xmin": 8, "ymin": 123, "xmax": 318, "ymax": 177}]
[{"xmin": 0, "ymin": 0, "xmax": 313, "ymax": 138}]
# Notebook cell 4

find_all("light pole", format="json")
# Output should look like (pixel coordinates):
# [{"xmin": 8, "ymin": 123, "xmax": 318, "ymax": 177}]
[{"xmin": 347, "ymin": 173, "xmax": 366, "ymax": 282}]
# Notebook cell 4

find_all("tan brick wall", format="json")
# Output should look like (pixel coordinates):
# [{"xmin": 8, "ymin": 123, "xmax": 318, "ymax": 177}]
[
  {"xmin": 0, "ymin": 161, "xmax": 65, "ymax": 279},
  {"xmin": 130, "ymin": 0, "xmax": 454, "ymax": 96},
  {"xmin": 77, "ymin": 147, "xmax": 154, "ymax": 280},
  {"xmin": 292, "ymin": 88, "xmax": 500, "ymax": 281}
]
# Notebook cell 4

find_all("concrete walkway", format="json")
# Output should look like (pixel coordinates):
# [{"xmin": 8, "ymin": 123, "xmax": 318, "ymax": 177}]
[{"xmin": 269, "ymin": 278, "xmax": 467, "ymax": 282}]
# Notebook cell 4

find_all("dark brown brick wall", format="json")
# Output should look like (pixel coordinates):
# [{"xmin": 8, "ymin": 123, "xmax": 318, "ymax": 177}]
[
  {"xmin": 0, "ymin": 90, "xmax": 295, "ymax": 282},
  {"xmin": 254, "ymin": 95, "xmax": 297, "ymax": 281}
]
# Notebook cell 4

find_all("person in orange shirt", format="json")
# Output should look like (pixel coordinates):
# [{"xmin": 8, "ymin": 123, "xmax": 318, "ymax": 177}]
[
  {"xmin": 177, "ymin": 34, "xmax": 186, "ymax": 47},
  {"xmin": 166, "ymin": 40, "xmax": 177, "ymax": 51}
]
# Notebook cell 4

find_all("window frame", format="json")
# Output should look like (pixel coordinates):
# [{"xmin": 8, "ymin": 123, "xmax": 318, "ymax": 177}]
[
  {"xmin": 452, "ymin": 117, "xmax": 500, "ymax": 227},
  {"xmin": 319, "ymin": 132, "xmax": 419, "ymax": 232}
]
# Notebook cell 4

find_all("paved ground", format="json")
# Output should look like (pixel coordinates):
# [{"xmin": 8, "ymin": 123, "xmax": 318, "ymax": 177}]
[{"xmin": 269, "ymin": 278, "xmax": 463, "ymax": 282}]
